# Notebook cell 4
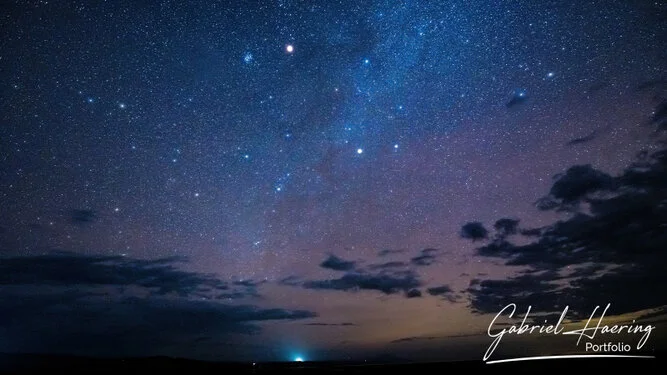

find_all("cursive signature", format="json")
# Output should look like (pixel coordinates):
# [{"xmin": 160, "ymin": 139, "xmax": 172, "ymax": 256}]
[{"xmin": 484, "ymin": 303, "xmax": 655, "ymax": 361}]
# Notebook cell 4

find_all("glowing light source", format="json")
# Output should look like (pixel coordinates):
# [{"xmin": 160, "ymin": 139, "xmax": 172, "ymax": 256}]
[
  {"xmin": 286, "ymin": 44, "xmax": 294, "ymax": 53},
  {"xmin": 294, "ymin": 356, "xmax": 304, "ymax": 362}
]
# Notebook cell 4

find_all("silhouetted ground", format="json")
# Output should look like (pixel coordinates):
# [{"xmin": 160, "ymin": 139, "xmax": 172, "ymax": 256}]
[{"xmin": 1, "ymin": 353, "xmax": 664, "ymax": 374}]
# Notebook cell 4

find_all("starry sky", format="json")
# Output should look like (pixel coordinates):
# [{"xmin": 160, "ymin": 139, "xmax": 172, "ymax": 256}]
[{"xmin": 1, "ymin": 0, "xmax": 666, "ymax": 363}]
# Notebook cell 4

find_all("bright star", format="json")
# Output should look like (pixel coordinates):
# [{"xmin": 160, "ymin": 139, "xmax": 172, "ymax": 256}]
[
  {"xmin": 547, "ymin": 72, "xmax": 555, "ymax": 78},
  {"xmin": 363, "ymin": 58, "xmax": 370, "ymax": 65},
  {"xmin": 119, "ymin": 103, "xmax": 126, "ymax": 109},
  {"xmin": 286, "ymin": 44, "xmax": 294, "ymax": 53},
  {"xmin": 394, "ymin": 144, "xmax": 399, "ymax": 149},
  {"xmin": 357, "ymin": 148, "xmax": 363, "ymax": 154},
  {"xmin": 243, "ymin": 52, "xmax": 253, "ymax": 64}
]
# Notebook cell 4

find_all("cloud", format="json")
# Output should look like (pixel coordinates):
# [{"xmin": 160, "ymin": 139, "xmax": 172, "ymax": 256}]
[
  {"xmin": 69, "ymin": 209, "xmax": 97, "ymax": 224},
  {"xmin": 367, "ymin": 261, "xmax": 407, "ymax": 270},
  {"xmin": 636, "ymin": 78, "xmax": 666, "ymax": 91},
  {"xmin": 460, "ymin": 222, "xmax": 489, "ymax": 241},
  {"xmin": 0, "ymin": 252, "xmax": 316, "ymax": 359},
  {"xmin": 410, "ymin": 248, "xmax": 437, "ymax": 266},
  {"xmin": 390, "ymin": 336, "xmax": 438, "ymax": 344},
  {"xmin": 421, "ymin": 248, "xmax": 438, "ymax": 255},
  {"xmin": 320, "ymin": 254, "xmax": 356, "ymax": 271},
  {"xmin": 466, "ymin": 111, "xmax": 667, "ymax": 319},
  {"xmin": 304, "ymin": 322, "xmax": 356, "ymax": 326},
  {"xmin": 652, "ymin": 99, "xmax": 667, "ymax": 129},
  {"xmin": 426, "ymin": 285, "xmax": 459, "ymax": 302},
  {"xmin": 587, "ymin": 81, "xmax": 609, "ymax": 94},
  {"xmin": 300, "ymin": 269, "xmax": 422, "ymax": 296},
  {"xmin": 493, "ymin": 218, "xmax": 519, "ymax": 237},
  {"xmin": 536, "ymin": 164, "xmax": 614, "ymax": 210},
  {"xmin": 566, "ymin": 131, "xmax": 597, "ymax": 146},
  {"xmin": 289, "ymin": 253, "xmax": 430, "ymax": 298},
  {"xmin": 0, "ymin": 252, "xmax": 234, "ymax": 297},
  {"xmin": 405, "ymin": 288, "xmax": 422, "ymax": 298},
  {"xmin": 0, "ymin": 292, "xmax": 316, "ymax": 357},
  {"xmin": 377, "ymin": 249, "xmax": 406, "ymax": 257}
]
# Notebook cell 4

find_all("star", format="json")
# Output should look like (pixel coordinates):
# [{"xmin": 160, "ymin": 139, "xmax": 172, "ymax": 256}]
[
  {"xmin": 356, "ymin": 148, "xmax": 363, "ymax": 154},
  {"xmin": 285, "ymin": 44, "xmax": 294, "ymax": 53},
  {"xmin": 118, "ymin": 103, "xmax": 126, "ymax": 109},
  {"xmin": 243, "ymin": 52, "xmax": 253, "ymax": 64}
]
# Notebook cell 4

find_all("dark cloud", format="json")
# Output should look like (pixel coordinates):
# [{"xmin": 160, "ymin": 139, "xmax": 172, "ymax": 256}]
[
  {"xmin": 536, "ymin": 164, "xmax": 614, "ymax": 210},
  {"xmin": 367, "ymin": 261, "xmax": 407, "ymax": 270},
  {"xmin": 0, "ymin": 253, "xmax": 316, "ymax": 359},
  {"xmin": 0, "ymin": 252, "xmax": 234, "ymax": 297},
  {"xmin": 421, "ymin": 248, "xmax": 438, "ymax": 255},
  {"xmin": 587, "ymin": 81, "xmax": 609, "ymax": 94},
  {"xmin": 320, "ymin": 254, "xmax": 356, "ymax": 271},
  {"xmin": 69, "ymin": 209, "xmax": 97, "ymax": 224},
  {"xmin": 426, "ymin": 285, "xmax": 458, "ymax": 302},
  {"xmin": 466, "ymin": 116, "xmax": 667, "ymax": 319},
  {"xmin": 410, "ymin": 254, "xmax": 435, "ymax": 266},
  {"xmin": 390, "ymin": 336, "xmax": 437, "ymax": 344},
  {"xmin": 566, "ymin": 131, "xmax": 597, "ymax": 146},
  {"xmin": 405, "ymin": 288, "xmax": 422, "ymax": 298},
  {"xmin": 377, "ymin": 249, "xmax": 406, "ymax": 257},
  {"xmin": 652, "ymin": 99, "xmax": 667, "ymax": 129},
  {"xmin": 279, "ymin": 275, "xmax": 302, "ymax": 286},
  {"xmin": 636, "ymin": 78, "xmax": 666, "ymax": 91},
  {"xmin": 460, "ymin": 222, "xmax": 488, "ymax": 241},
  {"xmin": 300, "ymin": 269, "xmax": 422, "ymax": 296},
  {"xmin": 520, "ymin": 227, "xmax": 543, "ymax": 237},
  {"xmin": 0, "ymin": 292, "xmax": 316, "ymax": 357},
  {"xmin": 409, "ymin": 248, "xmax": 440, "ymax": 266},
  {"xmin": 493, "ymin": 218, "xmax": 519, "ymax": 237}
]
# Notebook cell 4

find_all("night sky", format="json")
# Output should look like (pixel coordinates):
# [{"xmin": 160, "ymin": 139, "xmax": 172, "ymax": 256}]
[{"xmin": 1, "ymin": 0, "xmax": 666, "ymax": 363}]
